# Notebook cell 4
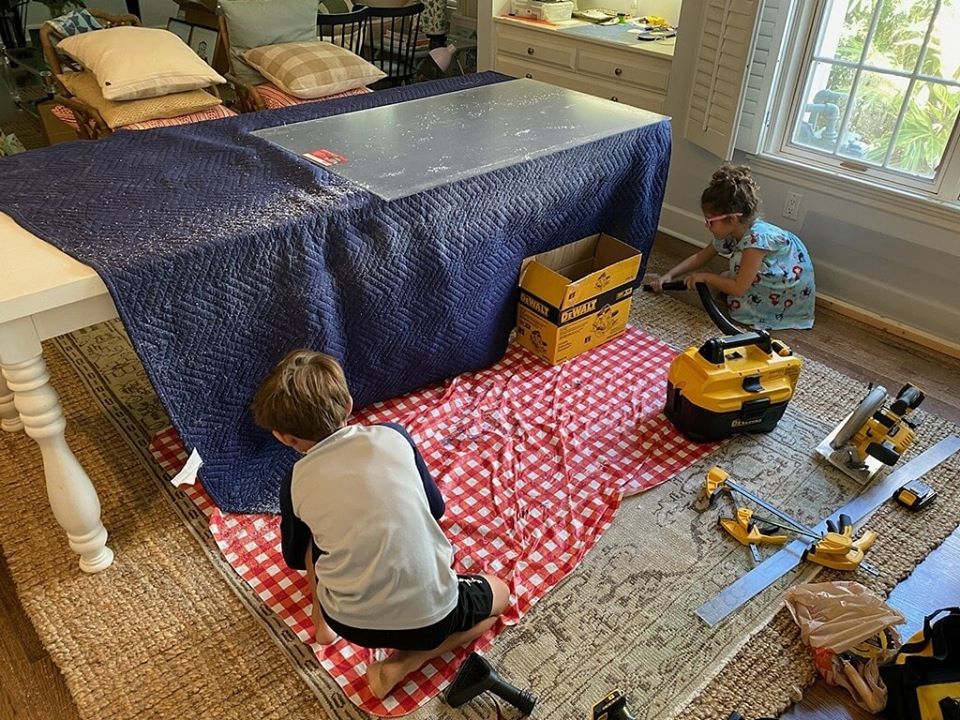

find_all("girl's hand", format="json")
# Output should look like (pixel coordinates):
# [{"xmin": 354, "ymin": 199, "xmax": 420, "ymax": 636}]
[
  {"xmin": 684, "ymin": 272, "xmax": 712, "ymax": 290},
  {"xmin": 647, "ymin": 274, "xmax": 670, "ymax": 293}
]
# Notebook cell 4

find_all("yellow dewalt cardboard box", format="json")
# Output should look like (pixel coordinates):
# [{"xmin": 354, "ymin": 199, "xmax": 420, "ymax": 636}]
[{"xmin": 515, "ymin": 233, "xmax": 642, "ymax": 364}]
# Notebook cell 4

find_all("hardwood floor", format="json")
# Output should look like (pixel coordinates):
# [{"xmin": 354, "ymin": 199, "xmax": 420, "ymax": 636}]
[{"xmin": 0, "ymin": 235, "xmax": 957, "ymax": 719}]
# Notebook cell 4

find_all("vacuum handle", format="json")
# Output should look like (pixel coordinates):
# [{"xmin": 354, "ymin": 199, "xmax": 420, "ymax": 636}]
[{"xmin": 698, "ymin": 330, "xmax": 773, "ymax": 365}]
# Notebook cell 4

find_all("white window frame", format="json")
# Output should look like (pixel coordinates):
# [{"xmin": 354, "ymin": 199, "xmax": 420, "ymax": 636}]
[{"xmin": 763, "ymin": 0, "xmax": 960, "ymax": 204}]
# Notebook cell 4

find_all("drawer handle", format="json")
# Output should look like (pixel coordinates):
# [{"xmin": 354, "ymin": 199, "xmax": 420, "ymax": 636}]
[
  {"xmin": 611, "ymin": 96, "xmax": 619, "ymax": 102},
  {"xmin": 527, "ymin": 47, "xmax": 535, "ymax": 54},
  {"xmin": 614, "ymin": 67, "xmax": 623, "ymax": 76},
  {"xmin": 525, "ymin": 73, "xmax": 532, "ymax": 78}
]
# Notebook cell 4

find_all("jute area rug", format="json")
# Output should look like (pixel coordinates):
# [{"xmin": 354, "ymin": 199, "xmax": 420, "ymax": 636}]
[{"xmin": 0, "ymin": 290, "xmax": 957, "ymax": 720}]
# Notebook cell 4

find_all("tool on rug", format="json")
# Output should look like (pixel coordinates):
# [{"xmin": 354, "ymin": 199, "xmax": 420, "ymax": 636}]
[
  {"xmin": 647, "ymin": 281, "xmax": 801, "ymax": 442},
  {"xmin": 817, "ymin": 383, "xmax": 925, "ymax": 484},
  {"xmin": 705, "ymin": 467, "xmax": 879, "ymax": 574},
  {"xmin": 592, "ymin": 690, "xmax": 635, "ymax": 719},
  {"xmin": 894, "ymin": 479, "xmax": 937, "ymax": 511},
  {"xmin": 695, "ymin": 435, "xmax": 960, "ymax": 626},
  {"xmin": 444, "ymin": 652, "xmax": 537, "ymax": 715}
]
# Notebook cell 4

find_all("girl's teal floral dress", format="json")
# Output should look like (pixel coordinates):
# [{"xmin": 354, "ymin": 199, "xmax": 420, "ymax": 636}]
[{"xmin": 712, "ymin": 218, "xmax": 815, "ymax": 330}]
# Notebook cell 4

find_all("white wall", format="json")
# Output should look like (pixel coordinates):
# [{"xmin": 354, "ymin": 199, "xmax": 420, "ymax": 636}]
[
  {"xmin": 26, "ymin": 0, "xmax": 179, "ymax": 28},
  {"xmin": 658, "ymin": 1, "xmax": 960, "ymax": 344}
]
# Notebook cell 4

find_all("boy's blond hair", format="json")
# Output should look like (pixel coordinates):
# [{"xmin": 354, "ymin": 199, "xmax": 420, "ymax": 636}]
[{"xmin": 251, "ymin": 350, "xmax": 351, "ymax": 442}]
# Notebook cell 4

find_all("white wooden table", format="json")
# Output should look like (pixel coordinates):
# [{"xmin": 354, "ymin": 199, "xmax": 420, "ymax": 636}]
[{"xmin": 0, "ymin": 212, "xmax": 117, "ymax": 573}]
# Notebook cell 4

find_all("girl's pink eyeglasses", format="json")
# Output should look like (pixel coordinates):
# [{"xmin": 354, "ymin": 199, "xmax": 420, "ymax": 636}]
[{"xmin": 704, "ymin": 213, "xmax": 742, "ymax": 227}]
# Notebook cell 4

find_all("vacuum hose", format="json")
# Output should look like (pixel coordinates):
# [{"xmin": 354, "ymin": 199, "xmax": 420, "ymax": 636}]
[
  {"xmin": 642, "ymin": 280, "xmax": 745, "ymax": 335},
  {"xmin": 642, "ymin": 280, "xmax": 773, "ymax": 363}
]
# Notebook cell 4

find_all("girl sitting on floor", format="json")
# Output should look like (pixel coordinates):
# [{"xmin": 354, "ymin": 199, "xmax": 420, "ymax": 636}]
[{"xmin": 649, "ymin": 164, "xmax": 816, "ymax": 330}]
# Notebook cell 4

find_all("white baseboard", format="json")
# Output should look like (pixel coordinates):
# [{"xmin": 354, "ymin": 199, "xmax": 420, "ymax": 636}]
[{"xmin": 656, "ymin": 204, "xmax": 960, "ymax": 359}]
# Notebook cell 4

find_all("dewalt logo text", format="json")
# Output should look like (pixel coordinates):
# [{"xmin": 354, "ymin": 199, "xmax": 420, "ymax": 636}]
[{"xmin": 560, "ymin": 299, "xmax": 598, "ymax": 324}]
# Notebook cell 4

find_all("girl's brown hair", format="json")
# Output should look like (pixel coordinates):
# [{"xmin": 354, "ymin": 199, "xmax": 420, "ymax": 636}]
[
  {"xmin": 700, "ymin": 164, "xmax": 761, "ymax": 220},
  {"xmin": 251, "ymin": 350, "xmax": 351, "ymax": 442}
]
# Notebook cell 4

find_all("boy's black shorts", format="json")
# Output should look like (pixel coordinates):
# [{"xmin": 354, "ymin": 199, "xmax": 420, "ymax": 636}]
[{"xmin": 321, "ymin": 574, "xmax": 494, "ymax": 651}]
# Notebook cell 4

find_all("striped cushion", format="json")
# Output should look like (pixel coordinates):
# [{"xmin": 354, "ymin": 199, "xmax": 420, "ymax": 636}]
[
  {"xmin": 243, "ymin": 40, "xmax": 384, "ymax": 99},
  {"xmin": 255, "ymin": 82, "xmax": 372, "ymax": 109},
  {"xmin": 57, "ymin": 70, "xmax": 222, "ymax": 129},
  {"xmin": 51, "ymin": 101, "xmax": 236, "ymax": 132}
]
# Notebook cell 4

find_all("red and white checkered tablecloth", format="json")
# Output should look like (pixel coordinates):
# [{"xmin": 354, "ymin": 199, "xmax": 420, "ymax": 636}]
[{"xmin": 149, "ymin": 327, "xmax": 716, "ymax": 716}]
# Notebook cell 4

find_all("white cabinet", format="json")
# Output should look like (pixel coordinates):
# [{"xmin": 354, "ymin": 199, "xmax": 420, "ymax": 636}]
[{"xmin": 492, "ymin": 20, "xmax": 672, "ymax": 113}]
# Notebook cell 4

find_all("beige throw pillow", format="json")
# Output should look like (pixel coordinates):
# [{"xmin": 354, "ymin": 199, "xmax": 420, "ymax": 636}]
[
  {"xmin": 58, "ymin": 71, "xmax": 222, "ymax": 129},
  {"xmin": 58, "ymin": 26, "xmax": 225, "ymax": 101},
  {"xmin": 243, "ymin": 41, "xmax": 385, "ymax": 99}
]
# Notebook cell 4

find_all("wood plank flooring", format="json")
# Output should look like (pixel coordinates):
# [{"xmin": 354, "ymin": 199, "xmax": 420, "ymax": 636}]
[{"xmin": 0, "ymin": 236, "xmax": 957, "ymax": 719}]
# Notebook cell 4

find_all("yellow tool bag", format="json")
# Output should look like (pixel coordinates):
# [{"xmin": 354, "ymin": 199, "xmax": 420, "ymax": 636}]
[{"xmin": 881, "ymin": 607, "xmax": 960, "ymax": 720}]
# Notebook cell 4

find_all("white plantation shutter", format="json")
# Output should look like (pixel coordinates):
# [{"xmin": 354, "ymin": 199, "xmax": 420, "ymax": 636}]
[
  {"xmin": 735, "ymin": 0, "xmax": 793, "ymax": 154},
  {"xmin": 684, "ymin": 0, "xmax": 764, "ymax": 159}
]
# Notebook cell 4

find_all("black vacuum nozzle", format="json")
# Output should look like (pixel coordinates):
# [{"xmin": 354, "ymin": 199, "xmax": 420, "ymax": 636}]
[{"xmin": 444, "ymin": 652, "xmax": 537, "ymax": 715}]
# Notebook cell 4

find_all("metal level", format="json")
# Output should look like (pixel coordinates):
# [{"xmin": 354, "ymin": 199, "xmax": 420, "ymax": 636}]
[{"xmin": 696, "ymin": 435, "xmax": 960, "ymax": 627}]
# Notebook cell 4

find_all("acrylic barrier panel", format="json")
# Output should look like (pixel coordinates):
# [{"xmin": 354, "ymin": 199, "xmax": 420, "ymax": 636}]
[{"xmin": 251, "ymin": 79, "xmax": 666, "ymax": 201}]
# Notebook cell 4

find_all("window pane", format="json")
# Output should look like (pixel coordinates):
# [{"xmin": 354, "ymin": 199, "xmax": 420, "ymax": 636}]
[
  {"xmin": 921, "ymin": 1, "xmax": 960, "ymax": 80},
  {"xmin": 791, "ymin": 61, "xmax": 855, "ymax": 154},
  {"xmin": 864, "ymin": 0, "xmax": 934, "ymax": 73},
  {"xmin": 887, "ymin": 81, "xmax": 960, "ymax": 178},
  {"xmin": 816, "ymin": 0, "xmax": 875, "ymax": 63},
  {"xmin": 844, "ymin": 70, "xmax": 909, "ymax": 163}
]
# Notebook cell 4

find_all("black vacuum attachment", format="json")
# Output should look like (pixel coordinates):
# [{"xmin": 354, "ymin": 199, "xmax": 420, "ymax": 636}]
[{"xmin": 444, "ymin": 652, "xmax": 537, "ymax": 715}]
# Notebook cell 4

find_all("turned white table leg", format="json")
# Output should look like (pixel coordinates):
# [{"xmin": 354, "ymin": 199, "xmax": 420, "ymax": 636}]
[
  {"xmin": 1, "ymin": 353, "xmax": 114, "ymax": 573},
  {"xmin": 0, "ymin": 371, "xmax": 22, "ymax": 432}
]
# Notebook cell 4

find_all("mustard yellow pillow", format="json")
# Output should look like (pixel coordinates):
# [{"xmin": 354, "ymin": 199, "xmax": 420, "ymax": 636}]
[
  {"xmin": 58, "ymin": 26, "xmax": 225, "ymax": 101},
  {"xmin": 242, "ymin": 41, "xmax": 385, "ymax": 99},
  {"xmin": 58, "ymin": 71, "xmax": 222, "ymax": 129}
]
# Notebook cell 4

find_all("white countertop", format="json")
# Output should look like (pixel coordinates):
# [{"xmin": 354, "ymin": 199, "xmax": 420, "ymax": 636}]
[{"xmin": 495, "ymin": 15, "xmax": 676, "ymax": 57}]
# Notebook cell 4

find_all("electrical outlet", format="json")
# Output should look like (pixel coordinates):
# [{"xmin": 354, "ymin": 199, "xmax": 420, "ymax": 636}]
[{"xmin": 783, "ymin": 191, "xmax": 802, "ymax": 220}]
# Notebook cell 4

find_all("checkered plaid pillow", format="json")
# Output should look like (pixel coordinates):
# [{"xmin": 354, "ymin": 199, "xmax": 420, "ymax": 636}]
[{"xmin": 243, "ymin": 40, "xmax": 385, "ymax": 99}]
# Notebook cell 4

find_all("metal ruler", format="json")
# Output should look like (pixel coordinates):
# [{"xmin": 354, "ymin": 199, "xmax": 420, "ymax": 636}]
[{"xmin": 696, "ymin": 435, "xmax": 960, "ymax": 627}]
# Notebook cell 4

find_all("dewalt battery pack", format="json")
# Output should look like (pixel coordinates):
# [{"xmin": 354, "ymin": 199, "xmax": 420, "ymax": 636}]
[{"xmin": 654, "ymin": 282, "xmax": 802, "ymax": 443}]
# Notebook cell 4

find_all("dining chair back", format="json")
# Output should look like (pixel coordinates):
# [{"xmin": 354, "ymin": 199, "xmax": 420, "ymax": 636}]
[
  {"xmin": 317, "ymin": 6, "xmax": 369, "ymax": 57},
  {"xmin": 364, "ymin": 2, "xmax": 424, "ymax": 86}
]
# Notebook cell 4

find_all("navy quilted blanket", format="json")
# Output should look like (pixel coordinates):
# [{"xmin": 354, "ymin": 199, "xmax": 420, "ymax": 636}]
[{"xmin": 0, "ymin": 73, "xmax": 671, "ymax": 514}]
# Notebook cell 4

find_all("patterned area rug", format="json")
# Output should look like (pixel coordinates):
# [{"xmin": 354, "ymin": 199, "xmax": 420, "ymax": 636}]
[
  {"xmin": 146, "ymin": 328, "xmax": 715, "ymax": 716},
  {"xmin": 0, "ymin": 289, "xmax": 957, "ymax": 720}
]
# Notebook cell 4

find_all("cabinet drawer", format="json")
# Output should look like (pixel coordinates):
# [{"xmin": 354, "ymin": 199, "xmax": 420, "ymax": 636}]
[
  {"xmin": 496, "ymin": 55, "xmax": 665, "ymax": 114},
  {"xmin": 577, "ymin": 46, "xmax": 671, "ymax": 92},
  {"xmin": 495, "ymin": 55, "xmax": 578, "ymax": 86},
  {"xmin": 496, "ymin": 25, "xmax": 576, "ymax": 70}
]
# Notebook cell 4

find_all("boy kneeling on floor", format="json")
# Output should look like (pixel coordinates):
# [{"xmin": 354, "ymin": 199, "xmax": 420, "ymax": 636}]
[{"xmin": 251, "ymin": 350, "xmax": 510, "ymax": 699}]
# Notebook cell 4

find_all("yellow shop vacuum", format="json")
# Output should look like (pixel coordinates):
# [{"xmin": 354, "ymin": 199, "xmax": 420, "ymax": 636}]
[{"xmin": 649, "ymin": 281, "xmax": 802, "ymax": 442}]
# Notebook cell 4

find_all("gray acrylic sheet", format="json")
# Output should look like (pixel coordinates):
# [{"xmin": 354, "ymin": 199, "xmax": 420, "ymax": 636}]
[{"xmin": 251, "ymin": 78, "xmax": 667, "ymax": 201}]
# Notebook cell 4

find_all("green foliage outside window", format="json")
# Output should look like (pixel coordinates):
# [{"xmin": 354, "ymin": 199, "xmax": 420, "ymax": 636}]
[{"xmin": 824, "ymin": 0, "xmax": 960, "ymax": 178}]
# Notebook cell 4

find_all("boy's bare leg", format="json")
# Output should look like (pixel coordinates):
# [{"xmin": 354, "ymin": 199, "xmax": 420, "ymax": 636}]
[
  {"xmin": 366, "ymin": 574, "xmax": 509, "ymax": 699},
  {"xmin": 367, "ymin": 617, "xmax": 498, "ymax": 699},
  {"xmin": 305, "ymin": 545, "xmax": 338, "ymax": 645}
]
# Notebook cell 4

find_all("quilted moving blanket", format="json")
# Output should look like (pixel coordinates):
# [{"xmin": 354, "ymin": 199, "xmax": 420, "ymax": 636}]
[{"xmin": 0, "ymin": 73, "xmax": 672, "ymax": 513}]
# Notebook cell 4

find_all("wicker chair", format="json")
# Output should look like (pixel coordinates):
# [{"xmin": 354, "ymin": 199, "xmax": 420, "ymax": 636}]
[{"xmin": 39, "ymin": 9, "xmax": 225, "ymax": 139}]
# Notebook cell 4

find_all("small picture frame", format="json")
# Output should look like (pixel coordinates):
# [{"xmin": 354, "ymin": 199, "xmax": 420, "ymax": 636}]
[
  {"xmin": 188, "ymin": 25, "xmax": 219, "ymax": 66},
  {"xmin": 166, "ymin": 18, "xmax": 193, "ymax": 44}
]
